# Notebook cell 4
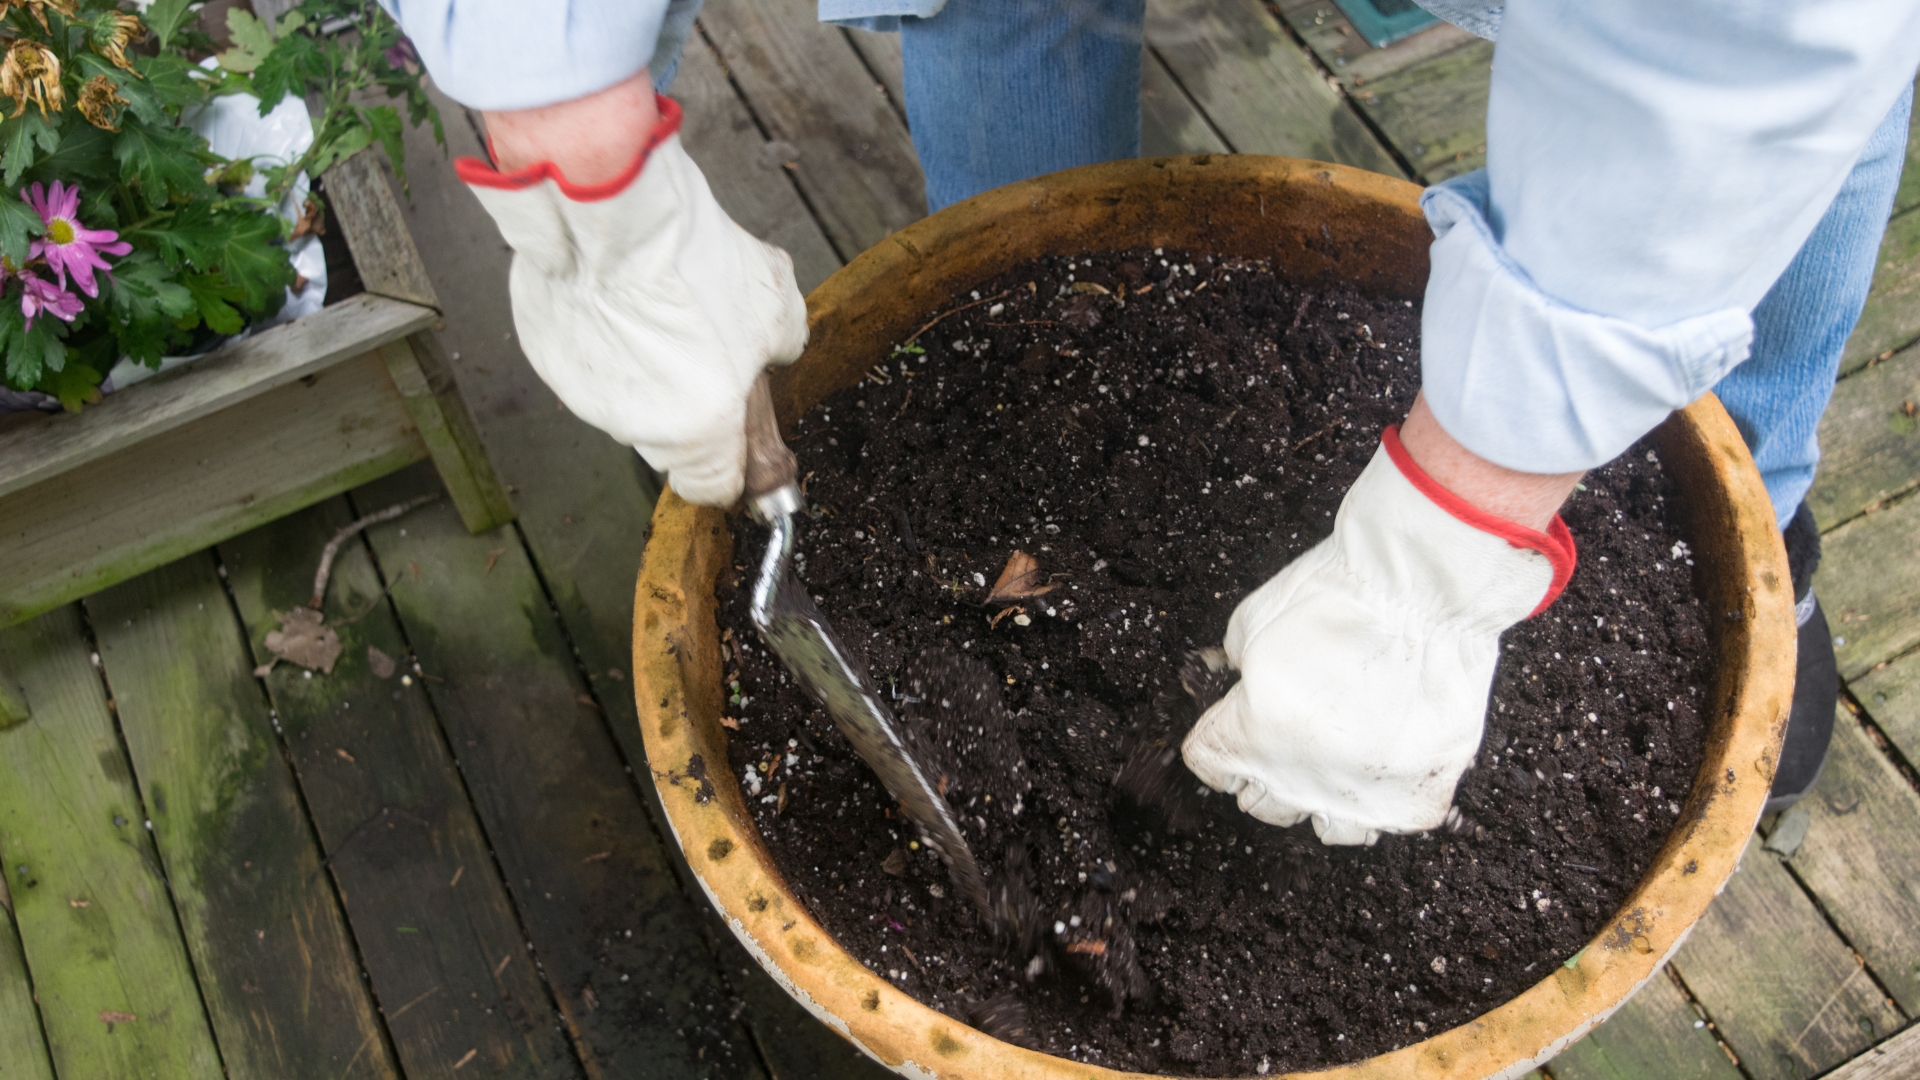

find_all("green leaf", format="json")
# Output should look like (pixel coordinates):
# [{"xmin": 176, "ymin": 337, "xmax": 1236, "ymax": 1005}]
[
  {"xmin": 183, "ymin": 271, "xmax": 247, "ymax": 335},
  {"xmin": 0, "ymin": 303, "xmax": 38, "ymax": 389},
  {"xmin": 25, "ymin": 120, "xmax": 117, "ymax": 189},
  {"xmin": 114, "ymin": 122, "xmax": 213, "ymax": 203},
  {"xmin": 305, "ymin": 121, "xmax": 374, "ymax": 181},
  {"xmin": 250, "ymin": 30, "xmax": 327, "ymax": 111},
  {"xmin": 0, "ymin": 113, "xmax": 61, "ymax": 188},
  {"xmin": 206, "ymin": 207, "xmax": 295, "ymax": 312},
  {"xmin": 39, "ymin": 351, "xmax": 104, "ymax": 411},
  {"xmin": 0, "ymin": 192, "xmax": 44, "ymax": 265},
  {"xmin": 132, "ymin": 200, "xmax": 226, "ymax": 269},
  {"xmin": 362, "ymin": 104, "xmax": 406, "ymax": 186},
  {"xmin": 135, "ymin": 52, "xmax": 211, "ymax": 113},
  {"xmin": 219, "ymin": 10, "xmax": 276, "ymax": 74},
  {"xmin": 144, "ymin": 0, "xmax": 197, "ymax": 49},
  {"xmin": 104, "ymin": 251, "xmax": 195, "ymax": 364}
]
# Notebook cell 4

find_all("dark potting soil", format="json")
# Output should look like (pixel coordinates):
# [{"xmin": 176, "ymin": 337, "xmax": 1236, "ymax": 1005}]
[{"xmin": 718, "ymin": 250, "xmax": 1712, "ymax": 1076}]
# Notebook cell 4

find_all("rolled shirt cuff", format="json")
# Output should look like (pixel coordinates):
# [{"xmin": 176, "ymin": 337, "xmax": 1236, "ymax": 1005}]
[{"xmin": 1418, "ymin": 171, "xmax": 1755, "ymax": 474}]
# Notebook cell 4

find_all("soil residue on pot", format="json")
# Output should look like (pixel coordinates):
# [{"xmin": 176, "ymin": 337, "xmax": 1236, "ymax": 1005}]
[{"xmin": 719, "ymin": 250, "xmax": 1711, "ymax": 1076}]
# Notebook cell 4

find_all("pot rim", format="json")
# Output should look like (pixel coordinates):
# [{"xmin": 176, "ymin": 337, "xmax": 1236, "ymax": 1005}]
[{"xmin": 633, "ymin": 155, "xmax": 1795, "ymax": 1080}]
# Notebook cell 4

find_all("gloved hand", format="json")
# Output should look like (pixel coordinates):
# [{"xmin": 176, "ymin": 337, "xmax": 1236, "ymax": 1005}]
[
  {"xmin": 1182, "ymin": 426, "xmax": 1575, "ymax": 845},
  {"xmin": 459, "ymin": 96, "xmax": 809, "ymax": 506}
]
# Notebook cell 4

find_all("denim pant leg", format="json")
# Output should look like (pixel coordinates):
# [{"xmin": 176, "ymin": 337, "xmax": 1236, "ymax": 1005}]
[
  {"xmin": 900, "ymin": 0, "xmax": 1146, "ymax": 212},
  {"xmin": 649, "ymin": 0, "xmax": 706, "ymax": 90},
  {"xmin": 1714, "ymin": 83, "xmax": 1914, "ymax": 528}
]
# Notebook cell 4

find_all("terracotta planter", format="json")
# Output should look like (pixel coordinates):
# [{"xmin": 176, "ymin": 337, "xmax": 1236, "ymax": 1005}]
[{"xmin": 632, "ymin": 155, "xmax": 1795, "ymax": 1079}]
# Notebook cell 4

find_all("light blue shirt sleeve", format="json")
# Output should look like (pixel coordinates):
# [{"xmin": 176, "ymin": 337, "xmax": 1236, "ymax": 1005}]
[
  {"xmin": 377, "ymin": 0, "xmax": 668, "ymax": 111},
  {"xmin": 1420, "ymin": 0, "xmax": 1920, "ymax": 473}
]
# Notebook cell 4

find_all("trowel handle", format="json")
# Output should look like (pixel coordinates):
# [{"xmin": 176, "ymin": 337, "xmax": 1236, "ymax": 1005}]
[{"xmin": 743, "ymin": 371, "xmax": 799, "ymax": 507}]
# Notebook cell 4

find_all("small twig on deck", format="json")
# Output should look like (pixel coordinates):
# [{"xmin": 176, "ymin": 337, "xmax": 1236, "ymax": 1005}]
[
  {"xmin": 901, "ymin": 288, "xmax": 1017, "ymax": 349},
  {"xmin": 310, "ymin": 494, "xmax": 440, "ymax": 610}
]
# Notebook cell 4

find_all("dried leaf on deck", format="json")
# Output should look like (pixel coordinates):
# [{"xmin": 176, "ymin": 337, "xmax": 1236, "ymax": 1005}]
[
  {"xmin": 367, "ymin": 645, "xmax": 397, "ymax": 679},
  {"xmin": 264, "ymin": 607, "xmax": 343, "ymax": 673},
  {"xmin": 986, "ymin": 550, "xmax": 1057, "ymax": 605}
]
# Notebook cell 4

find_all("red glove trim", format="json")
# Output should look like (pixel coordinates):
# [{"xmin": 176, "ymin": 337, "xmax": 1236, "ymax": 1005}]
[
  {"xmin": 1380, "ymin": 425, "xmax": 1576, "ymax": 618},
  {"xmin": 454, "ymin": 94, "xmax": 684, "ymax": 203}
]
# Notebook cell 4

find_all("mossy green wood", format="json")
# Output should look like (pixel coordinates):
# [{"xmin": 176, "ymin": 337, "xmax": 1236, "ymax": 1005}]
[
  {"xmin": 700, "ymin": 0, "xmax": 927, "ymax": 256},
  {"xmin": 1670, "ymin": 836, "xmax": 1903, "ymax": 1080},
  {"xmin": 217, "ymin": 498, "xmax": 586, "ymax": 1080},
  {"xmin": 0, "ymin": 606, "xmax": 223, "ymax": 1079},
  {"xmin": 0, "ymin": 675, "xmax": 26, "ymax": 726},
  {"xmin": 84, "ymin": 556, "xmax": 399, "ymax": 1080},
  {"xmin": 1144, "ymin": 0, "xmax": 1403, "ymax": 174},
  {"xmin": 0, "ymin": 349, "xmax": 424, "ymax": 629},
  {"xmin": 1809, "ymin": 341, "xmax": 1920, "ymax": 527},
  {"xmin": 1548, "ymin": 969, "xmax": 1741, "ymax": 1080},
  {"xmin": 1816, "ymin": 491, "xmax": 1920, "ymax": 680},
  {"xmin": 1855, "ymin": 650, "xmax": 1920, "ymax": 763},
  {"xmin": 1347, "ymin": 39, "xmax": 1493, "ymax": 182},
  {"xmin": 352, "ymin": 464, "xmax": 767, "ymax": 1080},
  {"xmin": 388, "ymin": 83, "xmax": 886, "ymax": 1080},
  {"xmin": 1779, "ymin": 710, "xmax": 1920, "ymax": 1012},
  {"xmin": 1845, "ymin": 206, "xmax": 1920, "ymax": 375},
  {"xmin": 0, "ymin": 879, "xmax": 56, "ymax": 1080},
  {"xmin": 1894, "ymin": 79, "xmax": 1920, "ymax": 219}
]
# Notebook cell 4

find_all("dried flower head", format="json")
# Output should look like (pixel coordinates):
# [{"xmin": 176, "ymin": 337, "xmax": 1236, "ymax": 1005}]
[
  {"xmin": 1, "ymin": 0, "xmax": 78, "ymax": 32},
  {"xmin": 93, "ymin": 11, "xmax": 145, "ymax": 72},
  {"xmin": 0, "ymin": 40, "xmax": 63, "ymax": 119},
  {"xmin": 77, "ymin": 74, "xmax": 128, "ymax": 131}
]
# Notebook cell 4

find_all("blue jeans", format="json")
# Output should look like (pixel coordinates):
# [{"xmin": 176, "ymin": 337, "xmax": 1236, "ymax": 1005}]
[
  {"xmin": 1715, "ymin": 83, "xmax": 1914, "ymax": 527},
  {"xmin": 898, "ymin": 0, "xmax": 1145, "ymax": 213}
]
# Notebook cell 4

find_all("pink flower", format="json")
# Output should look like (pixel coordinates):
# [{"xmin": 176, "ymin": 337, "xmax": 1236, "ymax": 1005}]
[
  {"xmin": 24, "ymin": 181, "xmax": 130, "ymax": 298},
  {"xmin": 20, "ymin": 271, "xmax": 82, "ymax": 330}
]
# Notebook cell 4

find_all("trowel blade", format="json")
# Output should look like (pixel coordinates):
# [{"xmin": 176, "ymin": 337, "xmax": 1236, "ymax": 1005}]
[{"xmin": 754, "ymin": 572, "xmax": 990, "ymax": 916}]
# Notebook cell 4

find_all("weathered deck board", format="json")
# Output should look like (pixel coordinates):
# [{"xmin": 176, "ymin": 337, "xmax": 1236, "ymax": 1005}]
[
  {"xmin": 698, "ymin": 0, "xmax": 927, "ymax": 257},
  {"xmin": 1670, "ymin": 836, "xmax": 1904, "ymax": 1079},
  {"xmin": 1549, "ymin": 969, "xmax": 1742, "ymax": 1080},
  {"xmin": 352, "ymin": 464, "xmax": 767, "ymax": 1079},
  {"xmin": 1895, "ymin": 78, "xmax": 1920, "ymax": 219},
  {"xmin": 1824, "ymin": 1020, "xmax": 1920, "ymax": 1079},
  {"xmin": 1778, "ymin": 709, "xmax": 1920, "ymax": 1014},
  {"xmin": 840, "ymin": 27, "xmax": 907, "ymax": 127},
  {"xmin": 0, "ymin": 883, "xmax": 55, "ymax": 1080},
  {"xmin": 0, "ymin": 607, "xmax": 225, "ymax": 1078},
  {"xmin": 1349, "ymin": 38, "xmax": 1492, "ymax": 182},
  {"xmin": 86, "ymin": 559, "xmax": 398, "ymax": 1080},
  {"xmin": 1809, "ymin": 341, "xmax": 1920, "ymax": 528},
  {"xmin": 1816, "ymin": 491, "xmax": 1920, "ymax": 680},
  {"xmin": 1845, "ymin": 205, "xmax": 1920, "ymax": 375},
  {"xmin": 218, "ymin": 500, "xmax": 587, "ymax": 1080},
  {"xmin": 1142, "ymin": 50, "xmax": 1230, "ymax": 157},
  {"xmin": 1144, "ymin": 0, "xmax": 1401, "ymax": 173},
  {"xmin": 1276, "ymin": 0, "xmax": 1479, "ymax": 92},
  {"xmin": 677, "ymin": 33, "xmax": 846, "ymax": 292},
  {"xmin": 1855, "ymin": 651, "xmax": 1920, "ymax": 764}
]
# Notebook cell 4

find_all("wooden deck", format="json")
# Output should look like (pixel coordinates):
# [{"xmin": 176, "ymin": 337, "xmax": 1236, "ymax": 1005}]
[{"xmin": 3, "ymin": 2, "xmax": 1918, "ymax": 1077}]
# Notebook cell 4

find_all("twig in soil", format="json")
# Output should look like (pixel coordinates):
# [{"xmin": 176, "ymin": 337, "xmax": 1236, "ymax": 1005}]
[
  {"xmin": 897, "ymin": 387, "xmax": 914, "ymax": 415},
  {"xmin": 1563, "ymin": 862, "xmax": 1604, "ymax": 875},
  {"xmin": 310, "ymin": 494, "xmax": 440, "ymax": 609},
  {"xmin": 895, "ymin": 508, "xmax": 920, "ymax": 555},
  {"xmin": 901, "ymin": 287, "xmax": 1017, "ymax": 349},
  {"xmin": 1289, "ymin": 293, "xmax": 1314, "ymax": 331},
  {"xmin": 900, "ymin": 944, "xmax": 929, "ymax": 975},
  {"xmin": 1290, "ymin": 420, "xmax": 1341, "ymax": 456}
]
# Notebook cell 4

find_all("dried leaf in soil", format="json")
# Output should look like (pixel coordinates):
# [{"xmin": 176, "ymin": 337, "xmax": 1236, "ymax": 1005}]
[
  {"xmin": 985, "ymin": 550, "xmax": 1057, "ymax": 604},
  {"xmin": 264, "ymin": 607, "xmax": 342, "ymax": 673}
]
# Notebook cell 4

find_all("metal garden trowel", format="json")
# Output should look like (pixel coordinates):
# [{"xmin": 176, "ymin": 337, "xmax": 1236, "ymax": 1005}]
[{"xmin": 740, "ymin": 373, "xmax": 991, "ymax": 918}]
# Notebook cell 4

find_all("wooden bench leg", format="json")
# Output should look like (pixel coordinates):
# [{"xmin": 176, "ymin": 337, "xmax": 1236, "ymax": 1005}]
[
  {"xmin": 0, "ymin": 670, "xmax": 26, "ymax": 727},
  {"xmin": 378, "ymin": 331, "xmax": 516, "ymax": 534}
]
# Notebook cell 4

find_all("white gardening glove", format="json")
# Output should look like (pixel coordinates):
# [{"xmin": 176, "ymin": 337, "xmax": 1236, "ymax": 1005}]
[
  {"xmin": 459, "ymin": 97, "xmax": 809, "ymax": 506},
  {"xmin": 1182, "ymin": 426, "xmax": 1575, "ymax": 845}
]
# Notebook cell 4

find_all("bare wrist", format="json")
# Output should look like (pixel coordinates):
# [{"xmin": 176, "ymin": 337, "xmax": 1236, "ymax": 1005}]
[
  {"xmin": 1398, "ymin": 394, "xmax": 1582, "ymax": 533},
  {"xmin": 482, "ymin": 71, "xmax": 661, "ymax": 186}
]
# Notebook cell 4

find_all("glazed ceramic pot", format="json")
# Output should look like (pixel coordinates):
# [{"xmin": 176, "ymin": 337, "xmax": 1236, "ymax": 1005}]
[{"xmin": 632, "ymin": 155, "xmax": 1794, "ymax": 1080}]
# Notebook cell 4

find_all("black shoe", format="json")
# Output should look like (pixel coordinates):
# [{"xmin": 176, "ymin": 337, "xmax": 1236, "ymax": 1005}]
[{"xmin": 1766, "ymin": 501, "xmax": 1839, "ymax": 812}]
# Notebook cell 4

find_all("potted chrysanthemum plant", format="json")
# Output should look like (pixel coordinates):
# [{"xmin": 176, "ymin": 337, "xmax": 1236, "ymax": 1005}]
[{"xmin": 0, "ymin": 0, "xmax": 437, "ymax": 410}]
